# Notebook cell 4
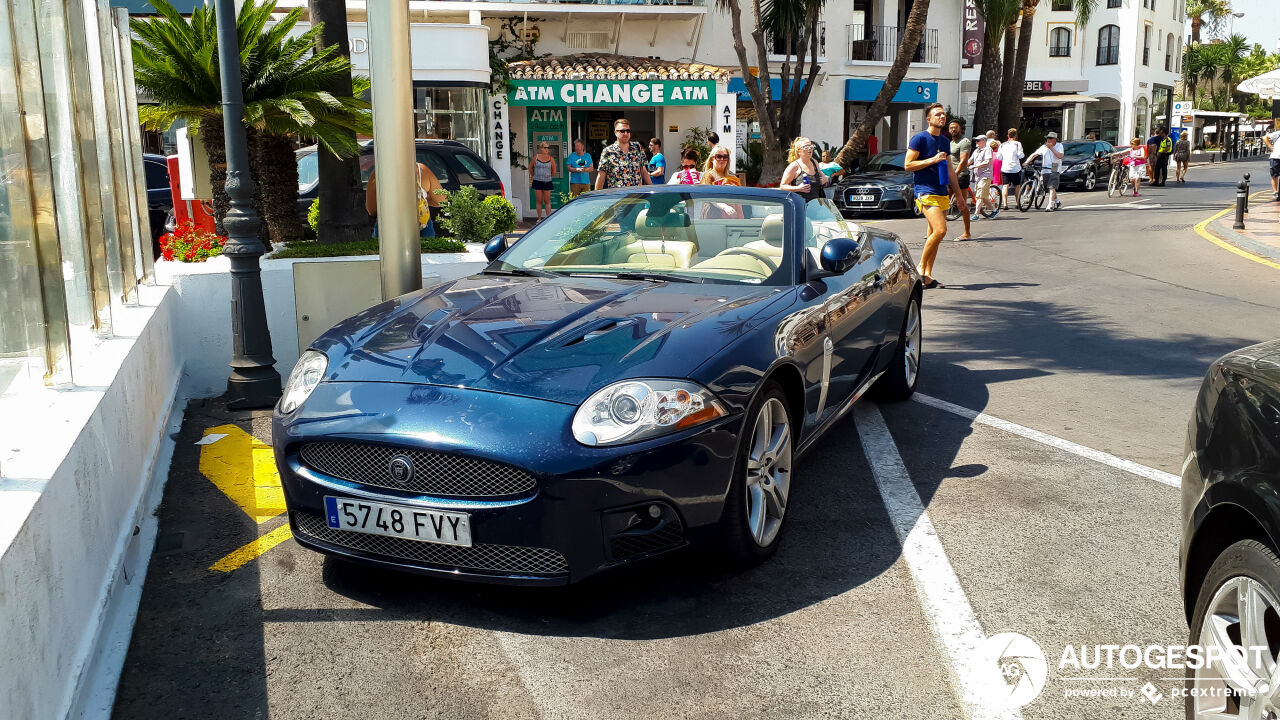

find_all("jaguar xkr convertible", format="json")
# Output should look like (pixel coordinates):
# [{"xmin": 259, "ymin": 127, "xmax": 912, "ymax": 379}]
[{"xmin": 273, "ymin": 186, "xmax": 923, "ymax": 585}]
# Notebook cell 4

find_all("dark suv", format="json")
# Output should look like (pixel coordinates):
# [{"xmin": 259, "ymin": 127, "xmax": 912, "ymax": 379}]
[{"xmin": 296, "ymin": 139, "xmax": 503, "ymax": 226}]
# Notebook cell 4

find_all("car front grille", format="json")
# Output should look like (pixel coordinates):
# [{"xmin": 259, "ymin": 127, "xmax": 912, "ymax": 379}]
[
  {"xmin": 608, "ymin": 519, "xmax": 686, "ymax": 563},
  {"xmin": 298, "ymin": 442, "xmax": 537, "ymax": 498},
  {"xmin": 844, "ymin": 186, "xmax": 884, "ymax": 207},
  {"xmin": 293, "ymin": 511, "xmax": 569, "ymax": 576}
]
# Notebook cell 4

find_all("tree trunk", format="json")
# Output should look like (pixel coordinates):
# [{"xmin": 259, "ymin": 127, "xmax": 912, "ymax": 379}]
[
  {"xmin": 309, "ymin": 0, "xmax": 370, "ymax": 243},
  {"xmin": 997, "ymin": 23, "xmax": 1018, "ymax": 132},
  {"xmin": 834, "ymin": 0, "xmax": 932, "ymax": 169},
  {"xmin": 242, "ymin": 126, "xmax": 274, "ymax": 249},
  {"xmin": 1191, "ymin": 15, "xmax": 1201, "ymax": 43},
  {"xmin": 199, "ymin": 120, "xmax": 229, "ymax": 237},
  {"xmin": 721, "ymin": 0, "xmax": 786, "ymax": 183},
  {"xmin": 973, "ymin": 30, "xmax": 1004, "ymax": 137},
  {"xmin": 1000, "ymin": 5, "xmax": 1036, "ymax": 135},
  {"xmin": 252, "ymin": 132, "xmax": 304, "ymax": 247}
]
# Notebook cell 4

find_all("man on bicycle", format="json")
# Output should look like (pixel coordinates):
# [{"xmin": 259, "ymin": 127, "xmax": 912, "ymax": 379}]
[{"xmin": 1025, "ymin": 132, "xmax": 1065, "ymax": 211}]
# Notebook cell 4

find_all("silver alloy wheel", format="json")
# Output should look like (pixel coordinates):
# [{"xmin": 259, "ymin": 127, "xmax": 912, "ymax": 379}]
[
  {"xmin": 744, "ymin": 397, "xmax": 791, "ymax": 547},
  {"xmin": 904, "ymin": 299, "xmax": 921, "ymax": 388},
  {"xmin": 1084, "ymin": 168, "xmax": 1097, "ymax": 191},
  {"xmin": 1193, "ymin": 576, "xmax": 1280, "ymax": 719}
]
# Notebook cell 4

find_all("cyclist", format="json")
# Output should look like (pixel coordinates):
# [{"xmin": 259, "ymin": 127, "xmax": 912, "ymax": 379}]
[{"xmin": 1025, "ymin": 132, "xmax": 1065, "ymax": 211}]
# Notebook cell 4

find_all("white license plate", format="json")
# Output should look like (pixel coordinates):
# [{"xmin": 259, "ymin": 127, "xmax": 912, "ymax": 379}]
[
  {"xmin": 324, "ymin": 496, "xmax": 472, "ymax": 547},
  {"xmin": 848, "ymin": 194, "xmax": 877, "ymax": 202}
]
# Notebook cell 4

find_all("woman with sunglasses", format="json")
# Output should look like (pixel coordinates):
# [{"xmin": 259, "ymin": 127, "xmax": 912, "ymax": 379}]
[
  {"xmin": 780, "ymin": 136, "xmax": 827, "ymax": 202},
  {"xmin": 700, "ymin": 145, "xmax": 741, "ymax": 186},
  {"xmin": 530, "ymin": 142, "xmax": 557, "ymax": 222},
  {"xmin": 673, "ymin": 148, "xmax": 702, "ymax": 185}
]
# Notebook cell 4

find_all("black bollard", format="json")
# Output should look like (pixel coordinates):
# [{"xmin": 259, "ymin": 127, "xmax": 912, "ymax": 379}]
[
  {"xmin": 1233, "ymin": 178, "xmax": 1247, "ymax": 230},
  {"xmin": 1244, "ymin": 173, "xmax": 1250, "ymax": 215}
]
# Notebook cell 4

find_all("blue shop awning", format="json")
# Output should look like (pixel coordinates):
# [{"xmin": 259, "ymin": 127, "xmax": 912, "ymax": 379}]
[
  {"xmin": 844, "ymin": 79, "xmax": 939, "ymax": 104},
  {"xmin": 728, "ymin": 77, "xmax": 808, "ymax": 102}
]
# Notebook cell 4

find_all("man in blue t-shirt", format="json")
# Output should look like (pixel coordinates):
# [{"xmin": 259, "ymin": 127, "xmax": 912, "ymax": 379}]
[
  {"xmin": 647, "ymin": 137, "xmax": 666, "ymax": 184},
  {"xmin": 566, "ymin": 139, "xmax": 593, "ymax": 196},
  {"xmin": 905, "ymin": 103, "xmax": 964, "ymax": 289}
]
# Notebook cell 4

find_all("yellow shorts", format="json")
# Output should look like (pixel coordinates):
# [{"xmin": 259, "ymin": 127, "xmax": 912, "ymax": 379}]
[{"xmin": 915, "ymin": 194, "xmax": 950, "ymax": 211}]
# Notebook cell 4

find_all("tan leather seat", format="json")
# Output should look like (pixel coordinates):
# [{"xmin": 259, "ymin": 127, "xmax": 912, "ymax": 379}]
[
  {"xmin": 608, "ymin": 210, "xmax": 696, "ymax": 267},
  {"xmin": 744, "ymin": 214, "xmax": 785, "ymax": 259}
]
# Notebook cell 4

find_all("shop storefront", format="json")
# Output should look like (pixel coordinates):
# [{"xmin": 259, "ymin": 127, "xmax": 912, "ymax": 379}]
[
  {"xmin": 414, "ymin": 83, "xmax": 489, "ymax": 157},
  {"xmin": 505, "ymin": 55, "xmax": 731, "ymax": 216},
  {"xmin": 843, "ymin": 79, "xmax": 938, "ymax": 152},
  {"xmin": 1017, "ymin": 80, "xmax": 1096, "ymax": 142}
]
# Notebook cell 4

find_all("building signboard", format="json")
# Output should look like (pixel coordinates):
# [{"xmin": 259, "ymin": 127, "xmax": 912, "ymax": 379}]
[
  {"xmin": 963, "ymin": 0, "xmax": 984, "ymax": 68},
  {"xmin": 509, "ymin": 80, "xmax": 717, "ymax": 107},
  {"xmin": 1025, "ymin": 80, "xmax": 1053, "ymax": 93}
]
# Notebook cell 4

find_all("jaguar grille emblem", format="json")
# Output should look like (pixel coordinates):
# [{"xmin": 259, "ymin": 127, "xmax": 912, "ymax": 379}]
[{"xmin": 387, "ymin": 455, "xmax": 414, "ymax": 484}]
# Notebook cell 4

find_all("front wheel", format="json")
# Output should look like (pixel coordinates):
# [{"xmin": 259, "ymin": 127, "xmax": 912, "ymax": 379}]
[
  {"xmin": 871, "ymin": 293, "xmax": 921, "ymax": 401},
  {"xmin": 1033, "ymin": 181, "xmax": 1048, "ymax": 209},
  {"xmin": 1185, "ymin": 539, "xmax": 1280, "ymax": 720},
  {"xmin": 1016, "ymin": 182, "xmax": 1034, "ymax": 212},
  {"xmin": 719, "ymin": 385, "xmax": 794, "ymax": 565},
  {"xmin": 1107, "ymin": 170, "xmax": 1121, "ymax": 197}
]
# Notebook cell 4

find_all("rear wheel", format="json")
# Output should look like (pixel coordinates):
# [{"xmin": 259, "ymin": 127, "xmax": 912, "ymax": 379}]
[
  {"xmin": 1119, "ymin": 174, "xmax": 1133, "ymax": 197},
  {"xmin": 871, "ymin": 293, "xmax": 921, "ymax": 401},
  {"xmin": 978, "ymin": 185, "xmax": 1000, "ymax": 217},
  {"xmin": 1033, "ymin": 180, "xmax": 1048, "ymax": 209},
  {"xmin": 719, "ymin": 385, "xmax": 794, "ymax": 565}
]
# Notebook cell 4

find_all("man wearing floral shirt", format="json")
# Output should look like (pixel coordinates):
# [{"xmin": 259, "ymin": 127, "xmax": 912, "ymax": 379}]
[{"xmin": 594, "ymin": 118, "xmax": 652, "ymax": 190}]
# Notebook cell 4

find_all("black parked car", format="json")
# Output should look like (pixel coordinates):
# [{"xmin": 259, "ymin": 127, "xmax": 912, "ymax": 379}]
[
  {"xmin": 296, "ymin": 139, "xmax": 503, "ymax": 230},
  {"xmin": 143, "ymin": 153, "xmax": 172, "ymax": 256},
  {"xmin": 1180, "ymin": 339, "xmax": 1280, "ymax": 717},
  {"xmin": 1024, "ymin": 140, "xmax": 1115, "ymax": 191},
  {"xmin": 831, "ymin": 151, "xmax": 919, "ymax": 218}
]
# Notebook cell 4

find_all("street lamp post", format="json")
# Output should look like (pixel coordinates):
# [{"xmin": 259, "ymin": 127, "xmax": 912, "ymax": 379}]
[{"xmin": 213, "ymin": 0, "xmax": 281, "ymax": 409}]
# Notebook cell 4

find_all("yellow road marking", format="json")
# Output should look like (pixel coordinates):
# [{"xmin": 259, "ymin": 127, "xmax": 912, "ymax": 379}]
[
  {"xmin": 1194, "ymin": 203, "xmax": 1280, "ymax": 271},
  {"xmin": 210, "ymin": 523, "xmax": 294, "ymax": 573},
  {"xmin": 197, "ymin": 424, "xmax": 287, "ymax": 523}
]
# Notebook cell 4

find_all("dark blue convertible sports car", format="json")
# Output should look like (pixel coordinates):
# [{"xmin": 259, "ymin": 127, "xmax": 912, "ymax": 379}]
[{"xmin": 272, "ymin": 186, "xmax": 923, "ymax": 585}]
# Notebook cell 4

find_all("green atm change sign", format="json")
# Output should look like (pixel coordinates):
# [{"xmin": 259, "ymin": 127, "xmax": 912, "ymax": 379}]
[{"xmin": 509, "ymin": 80, "xmax": 716, "ymax": 107}]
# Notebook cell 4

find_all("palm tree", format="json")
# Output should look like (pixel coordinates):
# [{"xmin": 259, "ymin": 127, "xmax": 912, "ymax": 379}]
[
  {"xmin": 1000, "ymin": 0, "xmax": 1097, "ymax": 134},
  {"xmin": 1188, "ymin": 0, "xmax": 1231, "ymax": 43},
  {"xmin": 1182, "ymin": 43, "xmax": 1207, "ymax": 103},
  {"xmin": 971, "ymin": 0, "xmax": 1020, "ymax": 135},
  {"xmin": 834, "ymin": 0, "xmax": 932, "ymax": 169},
  {"xmin": 131, "ymin": 0, "xmax": 370, "ymax": 245},
  {"xmin": 1214, "ymin": 34, "xmax": 1250, "ymax": 111}
]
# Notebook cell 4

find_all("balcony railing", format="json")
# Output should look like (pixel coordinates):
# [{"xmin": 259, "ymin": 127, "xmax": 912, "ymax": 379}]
[{"xmin": 847, "ymin": 24, "xmax": 939, "ymax": 64}]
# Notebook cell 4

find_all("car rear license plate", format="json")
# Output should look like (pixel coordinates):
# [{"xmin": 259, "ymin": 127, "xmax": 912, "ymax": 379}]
[
  {"xmin": 324, "ymin": 496, "xmax": 472, "ymax": 547},
  {"xmin": 848, "ymin": 194, "xmax": 876, "ymax": 202}
]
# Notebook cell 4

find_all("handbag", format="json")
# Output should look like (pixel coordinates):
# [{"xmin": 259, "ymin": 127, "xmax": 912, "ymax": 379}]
[{"xmin": 416, "ymin": 165, "xmax": 431, "ymax": 229}]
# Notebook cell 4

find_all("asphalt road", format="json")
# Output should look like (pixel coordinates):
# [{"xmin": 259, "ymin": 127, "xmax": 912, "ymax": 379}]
[{"xmin": 112, "ymin": 160, "xmax": 1280, "ymax": 720}]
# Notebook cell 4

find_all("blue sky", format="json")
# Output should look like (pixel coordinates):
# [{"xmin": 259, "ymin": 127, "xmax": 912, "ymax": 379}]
[{"xmin": 1206, "ymin": 0, "xmax": 1280, "ymax": 52}]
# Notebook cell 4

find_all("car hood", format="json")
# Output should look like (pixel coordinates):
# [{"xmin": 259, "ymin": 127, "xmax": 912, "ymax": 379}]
[
  {"xmin": 312, "ymin": 274, "xmax": 790, "ymax": 404},
  {"xmin": 1220, "ymin": 339, "xmax": 1280, "ymax": 387},
  {"xmin": 842, "ymin": 170, "xmax": 911, "ymax": 186}
]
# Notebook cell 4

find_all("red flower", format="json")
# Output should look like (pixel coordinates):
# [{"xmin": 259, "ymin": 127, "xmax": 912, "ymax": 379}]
[{"xmin": 162, "ymin": 247, "xmax": 174, "ymax": 261}]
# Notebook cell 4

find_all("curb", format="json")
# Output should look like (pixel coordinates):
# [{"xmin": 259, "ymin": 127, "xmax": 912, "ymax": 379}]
[{"xmin": 1195, "ymin": 193, "xmax": 1280, "ymax": 270}]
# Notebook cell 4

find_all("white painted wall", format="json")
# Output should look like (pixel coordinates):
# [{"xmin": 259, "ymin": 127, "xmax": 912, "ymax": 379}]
[{"xmin": 0, "ymin": 284, "xmax": 182, "ymax": 720}]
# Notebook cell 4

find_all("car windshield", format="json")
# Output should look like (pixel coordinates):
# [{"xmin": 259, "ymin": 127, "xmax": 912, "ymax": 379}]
[
  {"xmin": 1063, "ymin": 142, "xmax": 1094, "ymax": 159},
  {"xmin": 863, "ymin": 152, "xmax": 906, "ymax": 172},
  {"xmin": 297, "ymin": 151, "xmax": 318, "ymax": 189},
  {"xmin": 493, "ymin": 191, "xmax": 793, "ymax": 285}
]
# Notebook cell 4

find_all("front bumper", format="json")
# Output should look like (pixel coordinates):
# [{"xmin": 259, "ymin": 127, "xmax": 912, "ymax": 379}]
[
  {"xmin": 273, "ymin": 382, "xmax": 742, "ymax": 585},
  {"xmin": 834, "ymin": 185, "xmax": 913, "ymax": 215}
]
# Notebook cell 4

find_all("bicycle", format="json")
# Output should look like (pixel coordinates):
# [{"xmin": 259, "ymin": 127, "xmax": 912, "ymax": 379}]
[
  {"xmin": 946, "ymin": 183, "xmax": 1000, "ymax": 221},
  {"xmin": 1107, "ymin": 158, "xmax": 1133, "ymax": 197},
  {"xmin": 1016, "ymin": 171, "xmax": 1048, "ymax": 212}
]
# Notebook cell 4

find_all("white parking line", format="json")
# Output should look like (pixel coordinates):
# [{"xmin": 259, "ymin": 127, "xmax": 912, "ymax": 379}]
[
  {"xmin": 853, "ymin": 403, "xmax": 1021, "ymax": 720},
  {"xmin": 912, "ymin": 393, "xmax": 1181, "ymax": 488}
]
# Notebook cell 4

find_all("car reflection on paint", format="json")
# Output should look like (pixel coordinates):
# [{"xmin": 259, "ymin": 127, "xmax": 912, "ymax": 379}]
[{"xmin": 272, "ymin": 186, "xmax": 923, "ymax": 585}]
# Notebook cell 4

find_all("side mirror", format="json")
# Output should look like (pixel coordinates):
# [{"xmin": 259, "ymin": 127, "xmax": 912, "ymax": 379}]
[
  {"xmin": 484, "ymin": 234, "xmax": 513, "ymax": 262},
  {"xmin": 817, "ymin": 236, "xmax": 859, "ymax": 276}
]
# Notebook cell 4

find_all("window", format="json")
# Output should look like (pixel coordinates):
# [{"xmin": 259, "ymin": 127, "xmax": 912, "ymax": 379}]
[
  {"xmin": 1107, "ymin": 0, "xmax": 1121, "ymax": 7},
  {"xmin": 1165, "ymin": 33, "xmax": 1175, "ymax": 70},
  {"xmin": 1143, "ymin": 25, "xmax": 1151, "ymax": 65},
  {"xmin": 1097, "ymin": 25, "xmax": 1120, "ymax": 65},
  {"xmin": 1051, "ymin": 0, "xmax": 1072, "ymax": 9},
  {"xmin": 415, "ymin": 149, "xmax": 452, "ymax": 185},
  {"xmin": 143, "ymin": 160, "xmax": 170, "ymax": 191},
  {"xmin": 454, "ymin": 152, "xmax": 493, "ymax": 180},
  {"xmin": 1050, "ymin": 27, "xmax": 1072, "ymax": 56}
]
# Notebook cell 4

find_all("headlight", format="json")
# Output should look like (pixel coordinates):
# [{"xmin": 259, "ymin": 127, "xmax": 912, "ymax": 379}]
[
  {"xmin": 279, "ymin": 350, "xmax": 328, "ymax": 414},
  {"xmin": 884, "ymin": 184, "xmax": 908, "ymax": 192},
  {"xmin": 1063, "ymin": 164, "xmax": 1082, "ymax": 175},
  {"xmin": 572, "ymin": 379, "xmax": 728, "ymax": 447}
]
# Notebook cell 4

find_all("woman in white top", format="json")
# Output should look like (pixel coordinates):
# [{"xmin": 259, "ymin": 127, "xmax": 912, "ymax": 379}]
[{"xmin": 997, "ymin": 128, "xmax": 1025, "ymax": 210}]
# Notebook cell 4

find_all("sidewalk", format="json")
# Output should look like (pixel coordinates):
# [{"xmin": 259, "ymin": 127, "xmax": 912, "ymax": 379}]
[{"xmin": 1205, "ymin": 189, "xmax": 1280, "ymax": 266}]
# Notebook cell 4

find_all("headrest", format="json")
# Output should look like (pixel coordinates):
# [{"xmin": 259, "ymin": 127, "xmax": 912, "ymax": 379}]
[
  {"xmin": 635, "ymin": 209, "xmax": 690, "ymax": 239},
  {"xmin": 761, "ymin": 214, "xmax": 784, "ymax": 247}
]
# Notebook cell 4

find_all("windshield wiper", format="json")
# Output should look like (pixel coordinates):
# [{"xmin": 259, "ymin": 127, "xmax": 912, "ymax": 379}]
[
  {"xmin": 600, "ymin": 271, "xmax": 702, "ymax": 284},
  {"xmin": 482, "ymin": 267, "xmax": 560, "ymax": 278}
]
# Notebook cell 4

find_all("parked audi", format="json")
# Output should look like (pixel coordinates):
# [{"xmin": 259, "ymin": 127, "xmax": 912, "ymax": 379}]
[
  {"xmin": 273, "ymin": 186, "xmax": 923, "ymax": 584},
  {"xmin": 831, "ymin": 151, "xmax": 918, "ymax": 218},
  {"xmin": 1179, "ymin": 339, "xmax": 1280, "ymax": 717}
]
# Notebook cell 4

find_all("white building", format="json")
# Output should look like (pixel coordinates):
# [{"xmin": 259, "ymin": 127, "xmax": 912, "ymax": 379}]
[
  {"xmin": 960, "ymin": 0, "xmax": 1184, "ymax": 146},
  {"xmin": 272, "ymin": 0, "xmax": 964, "ymax": 218}
]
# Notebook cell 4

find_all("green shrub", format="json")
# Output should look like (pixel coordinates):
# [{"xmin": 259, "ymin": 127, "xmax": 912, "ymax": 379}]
[
  {"xmin": 483, "ymin": 193, "xmax": 518, "ymax": 235},
  {"xmin": 439, "ymin": 186, "xmax": 519, "ymax": 243},
  {"xmin": 307, "ymin": 197, "xmax": 320, "ymax": 233},
  {"xmin": 271, "ymin": 235, "xmax": 465, "ymax": 259}
]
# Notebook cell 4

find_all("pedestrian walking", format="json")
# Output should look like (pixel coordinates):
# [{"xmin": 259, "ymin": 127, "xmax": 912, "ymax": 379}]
[
  {"xmin": 820, "ymin": 150, "xmax": 844, "ymax": 182},
  {"xmin": 1025, "ymin": 132, "xmax": 1065, "ymax": 211},
  {"xmin": 707, "ymin": 132, "xmax": 720, "ymax": 151},
  {"xmin": 1173, "ymin": 132, "xmax": 1191, "ymax": 183},
  {"xmin": 530, "ymin": 143, "xmax": 557, "ymax": 221},
  {"xmin": 1265, "ymin": 125, "xmax": 1280, "ymax": 200},
  {"xmin": 1145, "ymin": 131, "xmax": 1161, "ymax": 183},
  {"xmin": 991, "ymin": 140, "xmax": 1002, "ymax": 187},
  {"xmin": 1152, "ymin": 128, "xmax": 1172, "ymax": 186},
  {"xmin": 1111, "ymin": 138, "xmax": 1147, "ymax": 196},
  {"xmin": 364, "ymin": 159, "xmax": 443, "ymax": 238},
  {"xmin": 969, "ymin": 138, "xmax": 999, "ymax": 220},
  {"xmin": 647, "ymin": 137, "xmax": 667, "ymax": 184},
  {"xmin": 700, "ymin": 145, "xmax": 741, "ymax": 186},
  {"xmin": 780, "ymin": 137, "xmax": 827, "ymax": 202},
  {"xmin": 673, "ymin": 148, "xmax": 702, "ymax": 184},
  {"xmin": 566, "ymin": 139, "xmax": 593, "ymax": 196},
  {"xmin": 997, "ymin": 128, "xmax": 1025, "ymax": 210},
  {"xmin": 594, "ymin": 118, "xmax": 652, "ymax": 190},
  {"xmin": 904, "ymin": 103, "xmax": 961, "ymax": 289},
  {"xmin": 948, "ymin": 119, "xmax": 973, "ymax": 241}
]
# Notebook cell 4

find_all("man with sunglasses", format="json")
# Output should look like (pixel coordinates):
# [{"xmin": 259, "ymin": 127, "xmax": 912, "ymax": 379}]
[{"xmin": 595, "ymin": 118, "xmax": 652, "ymax": 190}]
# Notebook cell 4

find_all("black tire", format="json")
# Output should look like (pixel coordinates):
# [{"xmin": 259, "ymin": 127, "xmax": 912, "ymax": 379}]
[
  {"xmin": 1033, "ymin": 183, "xmax": 1048, "ymax": 209},
  {"xmin": 1185, "ymin": 538, "xmax": 1280, "ymax": 719},
  {"xmin": 719, "ymin": 383, "xmax": 793, "ymax": 566},
  {"xmin": 1016, "ymin": 182, "xmax": 1033, "ymax": 212},
  {"xmin": 871, "ymin": 293, "xmax": 922, "ymax": 401}
]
